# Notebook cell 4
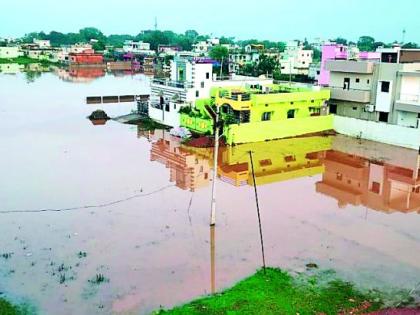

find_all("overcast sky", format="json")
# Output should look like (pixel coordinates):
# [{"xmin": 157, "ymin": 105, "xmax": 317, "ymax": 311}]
[{"xmin": 1, "ymin": 0, "xmax": 419, "ymax": 43}]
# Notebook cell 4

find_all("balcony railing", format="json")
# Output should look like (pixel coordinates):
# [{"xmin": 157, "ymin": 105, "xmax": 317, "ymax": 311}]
[
  {"xmin": 152, "ymin": 78, "xmax": 194, "ymax": 89},
  {"xmin": 330, "ymin": 87, "xmax": 371, "ymax": 103},
  {"xmin": 326, "ymin": 60, "xmax": 375, "ymax": 74}
]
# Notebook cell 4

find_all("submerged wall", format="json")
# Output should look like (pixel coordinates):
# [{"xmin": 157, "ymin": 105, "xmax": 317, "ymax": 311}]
[
  {"xmin": 333, "ymin": 115, "xmax": 420, "ymax": 150},
  {"xmin": 224, "ymin": 115, "xmax": 334, "ymax": 144}
]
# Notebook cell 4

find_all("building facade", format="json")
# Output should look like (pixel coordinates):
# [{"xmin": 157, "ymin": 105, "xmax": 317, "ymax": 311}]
[{"xmin": 326, "ymin": 48, "xmax": 420, "ymax": 149}]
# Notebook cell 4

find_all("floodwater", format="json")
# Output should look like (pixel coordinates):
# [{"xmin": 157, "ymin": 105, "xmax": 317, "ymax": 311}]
[{"xmin": 0, "ymin": 68, "xmax": 420, "ymax": 315}]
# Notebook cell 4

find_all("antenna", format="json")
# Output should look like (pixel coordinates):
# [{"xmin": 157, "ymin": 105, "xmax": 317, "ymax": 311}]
[
  {"xmin": 154, "ymin": 17, "xmax": 158, "ymax": 31},
  {"xmin": 402, "ymin": 28, "xmax": 406, "ymax": 44}
]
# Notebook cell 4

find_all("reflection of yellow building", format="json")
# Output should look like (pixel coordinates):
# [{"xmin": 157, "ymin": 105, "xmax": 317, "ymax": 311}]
[
  {"xmin": 218, "ymin": 136, "xmax": 332, "ymax": 186},
  {"xmin": 180, "ymin": 136, "xmax": 332, "ymax": 187},
  {"xmin": 144, "ymin": 129, "xmax": 211, "ymax": 192},
  {"xmin": 316, "ymin": 146, "xmax": 420, "ymax": 213}
]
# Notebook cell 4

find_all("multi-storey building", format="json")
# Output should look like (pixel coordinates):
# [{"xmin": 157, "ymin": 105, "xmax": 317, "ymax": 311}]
[
  {"xmin": 122, "ymin": 40, "xmax": 154, "ymax": 56},
  {"xmin": 279, "ymin": 41, "xmax": 313, "ymax": 76},
  {"xmin": 326, "ymin": 47, "xmax": 420, "ymax": 149},
  {"xmin": 148, "ymin": 54, "xmax": 272, "ymax": 128}
]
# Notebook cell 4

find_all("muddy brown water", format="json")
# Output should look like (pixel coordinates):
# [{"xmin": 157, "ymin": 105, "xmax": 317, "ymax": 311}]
[{"xmin": 0, "ymin": 70, "xmax": 420, "ymax": 315}]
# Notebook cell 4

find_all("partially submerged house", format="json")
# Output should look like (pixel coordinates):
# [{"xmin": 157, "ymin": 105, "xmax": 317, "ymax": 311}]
[{"xmin": 181, "ymin": 84, "xmax": 332, "ymax": 144}]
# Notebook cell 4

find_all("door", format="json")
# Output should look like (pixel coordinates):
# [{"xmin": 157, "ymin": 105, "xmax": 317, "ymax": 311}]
[{"xmin": 343, "ymin": 78, "xmax": 350, "ymax": 90}]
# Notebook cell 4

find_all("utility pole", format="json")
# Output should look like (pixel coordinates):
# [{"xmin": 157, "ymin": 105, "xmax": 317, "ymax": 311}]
[
  {"xmin": 210, "ymin": 106, "xmax": 220, "ymax": 226},
  {"xmin": 210, "ymin": 225, "xmax": 216, "ymax": 293},
  {"xmin": 219, "ymin": 57, "xmax": 224, "ymax": 80},
  {"xmin": 248, "ymin": 151, "xmax": 266, "ymax": 274},
  {"xmin": 154, "ymin": 17, "xmax": 158, "ymax": 31}
]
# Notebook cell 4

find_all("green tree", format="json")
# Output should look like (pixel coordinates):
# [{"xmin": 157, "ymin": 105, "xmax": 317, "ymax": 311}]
[
  {"xmin": 357, "ymin": 36, "xmax": 375, "ymax": 52},
  {"xmin": 79, "ymin": 27, "xmax": 106, "ymax": 43},
  {"xmin": 402, "ymin": 42, "xmax": 419, "ymax": 48},
  {"xmin": 333, "ymin": 37, "xmax": 348, "ymax": 45},
  {"xmin": 209, "ymin": 45, "xmax": 229, "ymax": 61},
  {"xmin": 256, "ymin": 54, "xmax": 278, "ymax": 75},
  {"xmin": 92, "ymin": 40, "xmax": 106, "ymax": 51},
  {"xmin": 313, "ymin": 48, "xmax": 321, "ymax": 62}
]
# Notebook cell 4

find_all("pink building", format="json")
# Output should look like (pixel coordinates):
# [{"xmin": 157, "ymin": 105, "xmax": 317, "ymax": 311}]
[{"xmin": 319, "ymin": 44, "xmax": 348, "ymax": 86}]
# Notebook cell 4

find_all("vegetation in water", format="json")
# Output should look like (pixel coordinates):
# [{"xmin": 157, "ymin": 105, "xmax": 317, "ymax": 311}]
[
  {"xmin": 0, "ymin": 297, "xmax": 35, "ymax": 315},
  {"xmin": 88, "ymin": 273, "xmax": 109, "ymax": 285},
  {"xmin": 0, "ymin": 56, "xmax": 57, "ymax": 65},
  {"xmin": 153, "ymin": 267, "xmax": 386, "ymax": 315}
]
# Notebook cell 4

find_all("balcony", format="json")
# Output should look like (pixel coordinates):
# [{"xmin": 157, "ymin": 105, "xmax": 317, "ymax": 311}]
[
  {"xmin": 395, "ymin": 94, "xmax": 420, "ymax": 113},
  {"xmin": 330, "ymin": 87, "xmax": 371, "ymax": 103},
  {"xmin": 151, "ymin": 78, "xmax": 194, "ymax": 89},
  {"xmin": 326, "ymin": 60, "xmax": 375, "ymax": 74}
]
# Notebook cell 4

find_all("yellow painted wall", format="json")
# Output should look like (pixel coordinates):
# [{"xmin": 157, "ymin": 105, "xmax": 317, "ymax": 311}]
[{"xmin": 225, "ymin": 115, "xmax": 334, "ymax": 144}]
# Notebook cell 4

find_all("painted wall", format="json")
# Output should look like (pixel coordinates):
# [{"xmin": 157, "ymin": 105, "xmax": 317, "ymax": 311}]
[
  {"xmin": 0, "ymin": 47, "xmax": 22, "ymax": 58},
  {"xmin": 149, "ymin": 102, "xmax": 185, "ymax": 128},
  {"xmin": 399, "ymin": 75, "xmax": 420, "ymax": 102},
  {"xmin": 319, "ymin": 44, "xmax": 348, "ymax": 86},
  {"xmin": 224, "ymin": 115, "xmax": 334, "ymax": 144},
  {"xmin": 397, "ymin": 111, "xmax": 418, "ymax": 128},
  {"xmin": 333, "ymin": 115, "xmax": 420, "ymax": 150}
]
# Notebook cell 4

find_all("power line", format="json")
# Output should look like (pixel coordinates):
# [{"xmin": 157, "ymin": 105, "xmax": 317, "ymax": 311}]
[{"xmin": 0, "ymin": 184, "xmax": 175, "ymax": 214}]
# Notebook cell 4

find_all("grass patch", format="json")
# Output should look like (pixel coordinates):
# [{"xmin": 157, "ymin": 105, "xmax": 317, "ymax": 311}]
[
  {"xmin": 0, "ymin": 298, "xmax": 33, "ymax": 315},
  {"xmin": 135, "ymin": 118, "xmax": 168, "ymax": 130},
  {"xmin": 154, "ymin": 268, "xmax": 383, "ymax": 315},
  {"xmin": 0, "ymin": 56, "xmax": 57, "ymax": 65}
]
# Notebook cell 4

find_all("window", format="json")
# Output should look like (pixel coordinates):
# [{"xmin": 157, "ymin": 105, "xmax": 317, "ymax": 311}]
[
  {"xmin": 196, "ymin": 90, "xmax": 199, "ymax": 97},
  {"xmin": 174, "ymin": 104, "xmax": 177, "ymax": 110},
  {"xmin": 316, "ymin": 71, "xmax": 320, "ymax": 75},
  {"xmin": 367, "ymin": 79, "xmax": 370, "ymax": 84},
  {"xmin": 201, "ymin": 81, "xmax": 205, "ymax": 88},
  {"xmin": 284, "ymin": 155, "xmax": 296, "ymax": 162},
  {"xmin": 287, "ymin": 109, "xmax": 295, "ymax": 119},
  {"xmin": 379, "ymin": 112, "xmax": 388, "ymax": 122},
  {"xmin": 371, "ymin": 182, "xmax": 381, "ymax": 194},
  {"xmin": 329, "ymin": 104, "xmax": 337, "ymax": 114},
  {"xmin": 206, "ymin": 72, "xmax": 210, "ymax": 79},
  {"xmin": 352, "ymin": 107, "xmax": 357, "ymax": 111},
  {"xmin": 261, "ymin": 112, "xmax": 272, "ymax": 121},
  {"xmin": 336, "ymin": 173, "xmax": 343, "ymax": 181},
  {"xmin": 381, "ymin": 81, "xmax": 390, "ymax": 93},
  {"xmin": 165, "ymin": 104, "xmax": 170, "ymax": 112},
  {"xmin": 355, "ymin": 78, "xmax": 360, "ymax": 83},
  {"xmin": 259, "ymin": 159, "xmax": 272, "ymax": 167}
]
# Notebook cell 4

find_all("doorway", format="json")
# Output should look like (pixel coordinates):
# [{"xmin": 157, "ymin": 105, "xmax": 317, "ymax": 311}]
[{"xmin": 343, "ymin": 78, "xmax": 350, "ymax": 90}]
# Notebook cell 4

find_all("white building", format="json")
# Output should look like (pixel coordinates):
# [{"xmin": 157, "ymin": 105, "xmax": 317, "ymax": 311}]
[
  {"xmin": 0, "ymin": 46, "xmax": 22, "ymax": 59},
  {"xmin": 123, "ymin": 40, "xmax": 154, "ymax": 55},
  {"xmin": 149, "ymin": 54, "xmax": 273, "ymax": 128},
  {"xmin": 33, "ymin": 39, "xmax": 51, "ymax": 48},
  {"xmin": 308, "ymin": 62, "xmax": 321, "ymax": 82},
  {"xmin": 280, "ymin": 41, "xmax": 313, "ymax": 75}
]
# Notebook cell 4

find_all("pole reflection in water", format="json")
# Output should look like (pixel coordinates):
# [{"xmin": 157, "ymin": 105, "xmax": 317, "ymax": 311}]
[{"xmin": 210, "ymin": 224, "xmax": 216, "ymax": 294}]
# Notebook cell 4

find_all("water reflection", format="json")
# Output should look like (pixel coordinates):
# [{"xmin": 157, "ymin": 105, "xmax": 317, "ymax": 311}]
[
  {"xmin": 316, "ymin": 149, "xmax": 420, "ymax": 214},
  {"xmin": 0, "ymin": 63, "xmax": 25, "ymax": 74},
  {"xmin": 2, "ymin": 72, "xmax": 420, "ymax": 315},
  {"xmin": 139, "ymin": 126, "xmax": 420, "ymax": 215},
  {"xmin": 141, "ymin": 129, "xmax": 212, "ymax": 192}
]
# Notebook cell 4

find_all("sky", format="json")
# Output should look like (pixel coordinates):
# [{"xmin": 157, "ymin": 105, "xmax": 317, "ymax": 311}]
[{"xmin": 1, "ymin": 0, "xmax": 420, "ymax": 43}]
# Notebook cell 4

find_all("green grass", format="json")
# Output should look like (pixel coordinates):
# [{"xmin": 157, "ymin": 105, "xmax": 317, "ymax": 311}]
[
  {"xmin": 154, "ymin": 268, "xmax": 382, "ymax": 315},
  {"xmin": 0, "ymin": 56, "xmax": 57, "ymax": 65},
  {"xmin": 0, "ymin": 298, "xmax": 33, "ymax": 315}
]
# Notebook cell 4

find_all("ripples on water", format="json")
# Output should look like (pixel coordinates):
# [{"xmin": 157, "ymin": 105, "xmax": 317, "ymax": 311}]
[{"xmin": 0, "ymin": 69, "xmax": 419, "ymax": 314}]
